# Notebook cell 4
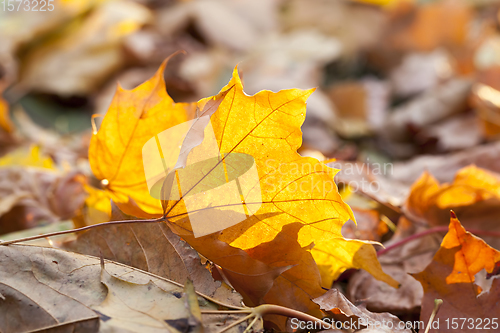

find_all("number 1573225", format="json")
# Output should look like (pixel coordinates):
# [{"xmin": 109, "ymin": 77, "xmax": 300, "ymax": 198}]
[{"xmin": 1, "ymin": 0, "xmax": 55, "ymax": 11}]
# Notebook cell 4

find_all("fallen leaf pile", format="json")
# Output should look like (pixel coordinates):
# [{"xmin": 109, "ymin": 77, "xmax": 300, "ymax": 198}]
[{"xmin": 3, "ymin": 0, "xmax": 500, "ymax": 332}]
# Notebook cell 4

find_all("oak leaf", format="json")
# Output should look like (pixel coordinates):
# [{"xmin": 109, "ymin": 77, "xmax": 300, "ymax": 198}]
[{"xmin": 413, "ymin": 212, "xmax": 500, "ymax": 332}]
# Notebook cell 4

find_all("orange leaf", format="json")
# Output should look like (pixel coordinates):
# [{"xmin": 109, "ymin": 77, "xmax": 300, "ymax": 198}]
[
  {"xmin": 0, "ymin": 90, "xmax": 13, "ymax": 133},
  {"xmin": 405, "ymin": 165, "xmax": 500, "ymax": 227},
  {"xmin": 413, "ymin": 213, "xmax": 500, "ymax": 332}
]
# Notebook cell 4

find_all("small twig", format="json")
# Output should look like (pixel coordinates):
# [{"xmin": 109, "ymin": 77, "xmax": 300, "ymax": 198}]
[
  {"xmin": 202, "ymin": 303, "xmax": 329, "ymax": 333},
  {"xmin": 201, "ymin": 310, "xmax": 251, "ymax": 314},
  {"xmin": 0, "ymin": 218, "xmax": 165, "ymax": 246},
  {"xmin": 378, "ymin": 226, "xmax": 500, "ymax": 256},
  {"xmin": 219, "ymin": 314, "xmax": 253, "ymax": 333},
  {"xmin": 424, "ymin": 299, "xmax": 443, "ymax": 333}
]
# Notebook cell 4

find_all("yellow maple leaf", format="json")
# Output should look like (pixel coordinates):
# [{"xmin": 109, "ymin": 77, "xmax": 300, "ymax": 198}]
[
  {"xmin": 92, "ymin": 61, "xmax": 397, "ymax": 289},
  {"xmin": 156, "ymin": 67, "xmax": 398, "ymax": 287},
  {"xmin": 89, "ymin": 58, "xmax": 196, "ymax": 217},
  {"xmin": 163, "ymin": 68, "xmax": 354, "ymax": 247},
  {"xmin": 82, "ymin": 185, "xmax": 112, "ymax": 226},
  {"xmin": 0, "ymin": 145, "xmax": 54, "ymax": 169}
]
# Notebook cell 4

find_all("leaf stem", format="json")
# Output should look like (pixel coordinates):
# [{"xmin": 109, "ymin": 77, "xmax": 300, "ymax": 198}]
[
  {"xmin": 204, "ymin": 303, "xmax": 329, "ymax": 333},
  {"xmin": 378, "ymin": 226, "xmax": 500, "ymax": 256},
  {"xmin": 218, "ymin": 314, "xmax": 253, "ymax": 333},
  {"xmin": 0, "ymin": 218, "xmax": 165, "ymax": 246},
  {"xmin": 424, "ymin": 299, "xmax": 443, "ymax": 333}
]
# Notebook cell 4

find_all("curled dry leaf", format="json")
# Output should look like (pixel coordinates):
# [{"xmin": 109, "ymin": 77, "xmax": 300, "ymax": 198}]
[
  {"xmin": 341, "ymin": 208, "xmax": 389, "ymax": 243},
  {"xmin": 313, "ymin": 288, "xmax": 411, "ymax": 333},
  {"xmin": 0, "ymin": 244, "xmax": 251, "ymax": 333},
  {"xmin": 0, "ymin": 147, "xmax": 87, "ymax": 234},
  {"xmin": 347, "ymin": 265, "xmax": 423, "ymax": 315},
  {"xmin": 413, "ymin": 213, "xmax": 500, "ymax": 333}
]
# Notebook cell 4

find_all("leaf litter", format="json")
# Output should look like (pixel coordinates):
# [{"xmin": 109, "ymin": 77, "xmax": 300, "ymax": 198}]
[{"xmin": 3, "ymin": 0, "xmax": 500, "ymax": 332}]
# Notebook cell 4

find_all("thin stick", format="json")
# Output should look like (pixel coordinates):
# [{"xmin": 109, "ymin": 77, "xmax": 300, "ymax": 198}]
[
  {"xmin": 255, "ymin": 304, "xmax": 327, "ymax": 326},
  {"xmin": 424, "ymin": 299, "xmax": 443, "ymax": 333},
  {"xmin": 201, "ymin": 310, "xmax": 251, "ymax": 314},
  {"xmin": 243, "ymin": 315, "xmax": 259, "ymax": 333},
  {"xmin": 0, "ymin": 218, "xmax": 165, "ymax": 246}
]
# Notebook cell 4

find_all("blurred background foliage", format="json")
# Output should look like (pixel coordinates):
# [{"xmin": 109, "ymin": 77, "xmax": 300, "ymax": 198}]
[{"xmin": 2, "ymin": 0, "xmax": 500, "ymax": 235}]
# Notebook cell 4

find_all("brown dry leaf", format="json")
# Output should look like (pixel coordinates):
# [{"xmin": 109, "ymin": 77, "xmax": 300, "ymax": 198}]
[
  {"xmin": 158, "ymin": 0, "xmax": 277, "ymax": 53},
  {"xmin": 313, "ymin": 288, "xmax": 411, "ymax": 333},
  {"xmin": 89, "ymin": 58, "xmax": 197, "ymax": 217},
  {"xmin": 390, "ymin": 141, "xmax": 500, "ymax": 185},
  {"xmin": 416, "ymin": 113, "xmax": 483, "ymax": 152},
  {"xmin": 347, "ymin": 265, "xmax": 423, "ymax": 315},
  {"xmin": 173, "ymin": 223, "xmax": 322, "ymax": 331},
  {"xmin": 94, "ymin": 264, "xmax": 202, "ymax": 333},
  {"xmin": 347, "ymin": 216, "xmax": 441, "ymax": 314},
  {"xmin": 342, "ymin": 208, "xmax": 388, "ymax": 242},
  {"xmin": 0, "ymin": 244, "xmax": 251, "ymax": 333},
  {"xmin": 246, "ymin": 223, "xmax": 325, "ymax": 329},
  {"xmin": 413, "ymin": 213, "xmax": 500, "ymax": 332},
  {"xmin": 0, "ymin": 147, "xmax": 87, "ymax": 234},
  {"xmin": 389, "ymin": 50, "xmax": 454, "ymax": 98},
  {"xmin": 327, "ymin": 79, "xmax": 390, "ymax": 138},
  {"xmin": 281, "ymin": 0, "xmax": 387, "ymax": 55},
  {"xmin": 0, "ymin": 246, "xmax": 99, "ymax": 333},
  {"xmin": 178, "ymin": 224, "xmax": 287, "ymax": 308},
  {"xmin": 384, "ymin": 78, "xmax": 472, "ymax": 141},
  {"xmin": 62, "ymin": 213, "xmax": 239, "ymax": 301}
]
